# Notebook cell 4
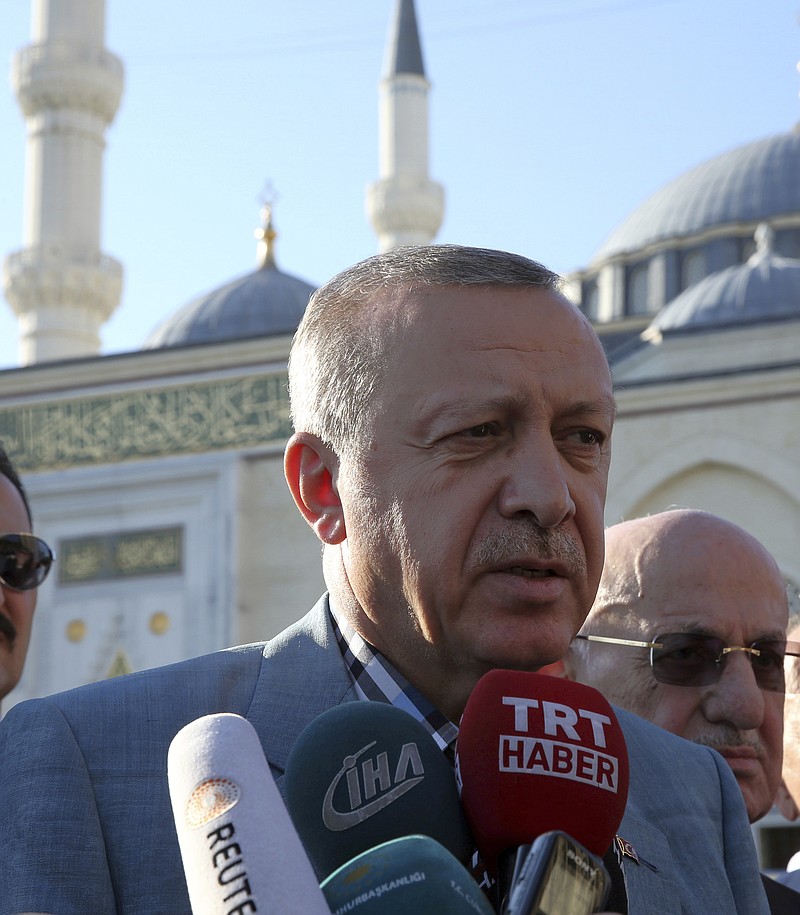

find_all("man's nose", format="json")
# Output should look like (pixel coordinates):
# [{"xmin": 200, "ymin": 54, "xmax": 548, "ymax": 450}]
[
  {"xmin": 497, "ymin": 437, "xmax": 576, "ymax": 529},
  {"xmin": 702, "ymin": 651, "xmax": 765, "ymax": 731}
]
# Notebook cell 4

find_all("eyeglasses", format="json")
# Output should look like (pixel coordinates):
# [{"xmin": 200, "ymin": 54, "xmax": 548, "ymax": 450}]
[
  {"xmin": 0, "ymin": 533, "xmax": 54, "ymax": 592},
  {"xmin": 574, "ymin": 632, "xmax": 800, "ymax": 693}
]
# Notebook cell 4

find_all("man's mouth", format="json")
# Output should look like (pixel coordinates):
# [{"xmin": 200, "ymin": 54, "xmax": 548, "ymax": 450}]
[
  {"xmin": 718, "ymin": 746, "xmax": 759, "ymax": 761},
  {"xmin": 507, "ymin": 566, "xmax": 556, "ymax": 579}
]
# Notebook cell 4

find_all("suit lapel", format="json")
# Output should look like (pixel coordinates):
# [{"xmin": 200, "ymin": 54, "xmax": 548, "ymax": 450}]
[
  {"xmin": 615, "ymin": 809, "xmax": 680, "ymax": 914},
  {"xmin": 244, "ymin": 595, "xmax": 358, "ymax": 778}
]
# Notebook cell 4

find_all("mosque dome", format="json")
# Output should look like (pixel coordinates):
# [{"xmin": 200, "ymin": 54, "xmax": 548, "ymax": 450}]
[
  {"xmin": 594, "ymin": 127, "xmax": 800, "ymax": 262},
  {"xmin": 648, "ymin": 224, "xmax": 800, "ymax": 333},
  {"xmin": 570, "ymin": 123, "xmax": 800, "ymax": 345},
  {"xmin": 144, "ymin": 206, "xmax": 316, "ymax": 349}
]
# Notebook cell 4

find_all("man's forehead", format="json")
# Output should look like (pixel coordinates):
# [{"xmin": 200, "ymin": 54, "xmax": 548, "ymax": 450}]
[
  {"xmin": 608, "ymin": 551, "xmax": 788, "ymax": 639},
  {"xmin": 408, "ymin": 288, "xmax": 606, "ymax": 362},
  {"xmin": 387, "ymin": 282, "xmax": 591, "ymax": 329},
  {"xmin": 639, "ymin": 607, "xmax": 788, "ymax": 643},
  {"xmin": 377, "ymin": 288, "xmax": 611, "ymax": 406},
  {"xmin": 619, "ymin": 517, "xmax": 784, "ymax": 590}
]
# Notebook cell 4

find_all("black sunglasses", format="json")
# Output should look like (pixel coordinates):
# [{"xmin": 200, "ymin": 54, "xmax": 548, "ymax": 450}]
[
  {"xmin": 0, "ymin": 533, "xmax": 54, "ymax": 592},
  {"xmin": 574, "ymin": 632, "xmax": 800, "ymax": 693}
]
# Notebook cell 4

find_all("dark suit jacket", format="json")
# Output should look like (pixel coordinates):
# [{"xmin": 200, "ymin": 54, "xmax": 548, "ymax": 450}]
[{"xmin": 761, "ymin": 874, "xmax": 800, "ymax": 914}]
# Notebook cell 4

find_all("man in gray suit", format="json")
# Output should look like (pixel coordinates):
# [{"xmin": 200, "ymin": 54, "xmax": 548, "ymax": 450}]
[{"xmin": 0, "ymin": 246, "xmax": 768, "ymax": 913}]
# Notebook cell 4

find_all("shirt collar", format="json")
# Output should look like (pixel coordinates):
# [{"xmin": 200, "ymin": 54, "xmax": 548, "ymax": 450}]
[{"xmin": 330, "ymin": 602, "xmax": 459, "ymax": 754}]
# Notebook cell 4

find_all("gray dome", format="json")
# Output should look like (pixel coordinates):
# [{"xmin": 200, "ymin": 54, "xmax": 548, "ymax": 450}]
[
  {"xmin": 144, "ymin": 263, "xmax": 316, "ymax": 349},
  {"xmin": 649, "ymin": 225, "xmax": 800, "ymax": 332},
  {"xmin": 594, "ymin": 128, "xmax": 800, "ymax": 262},
  {"xmin": 145, "ymin": 205, "xmax": 317, "ymax": 349}
]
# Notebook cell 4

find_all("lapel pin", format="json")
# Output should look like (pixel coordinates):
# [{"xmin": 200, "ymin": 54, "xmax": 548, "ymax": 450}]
[{"xmin": 615, "ymin": 835, "xmax": 658, "ymax": 872}]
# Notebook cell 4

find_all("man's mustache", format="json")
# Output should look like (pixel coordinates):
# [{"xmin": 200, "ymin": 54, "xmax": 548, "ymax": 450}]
[
  {"xmin": 471, "ymin": 524, "xmax": 586, "ymax": 576},
  {"xmin": 694, "ymin": 726, "xmax": 764, "ymax": 757}
]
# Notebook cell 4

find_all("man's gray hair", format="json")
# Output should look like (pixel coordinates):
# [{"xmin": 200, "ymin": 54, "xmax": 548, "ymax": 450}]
[{"xmin": 288, "ymin": 244, "xmax": 564, "ymax": 455}]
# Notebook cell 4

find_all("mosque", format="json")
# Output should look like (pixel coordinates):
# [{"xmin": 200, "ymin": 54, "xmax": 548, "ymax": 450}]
[
  {"xmin": 2, "ymin": 4, "xmax": 800, "ymax": 861},
  {"xmin": 0, "ymin": 0, "xmax": 444, "ymax": 705},
  {"xmin": 566, "ymin": 125, "xmax": 800, "ymax": 575}
]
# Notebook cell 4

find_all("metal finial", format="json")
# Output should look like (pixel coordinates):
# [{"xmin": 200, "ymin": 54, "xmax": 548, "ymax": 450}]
[{"xmin": 255, "ymin": 182, "xmax": 280, "ymax": 268}]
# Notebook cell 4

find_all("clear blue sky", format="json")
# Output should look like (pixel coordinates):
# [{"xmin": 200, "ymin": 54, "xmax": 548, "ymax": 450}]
[{"xmin": 0, "ymin": 0, "xmax": 797, "ymax": 369}]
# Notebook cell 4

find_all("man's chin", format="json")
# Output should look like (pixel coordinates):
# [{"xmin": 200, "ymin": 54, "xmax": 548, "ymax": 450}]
[
  {"xmin": 739, "ymin": 785, "xmax": 773, "ymax": 825},
  {"xmin": 476, "ymin": 644, "xmax": 569, "ymax": 676},
  {"xmin": 484, "ymin": 627, "xmax": 575, "ymax": 671}
]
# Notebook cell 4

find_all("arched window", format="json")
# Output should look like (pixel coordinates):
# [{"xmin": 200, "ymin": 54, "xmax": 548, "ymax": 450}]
[
  {"xmin": 627, "ymin": 261, "xmax": 649, "ymax": 315},
  {"xmin": 680, "ymin": 248, "xmax": 706, "ymax": 290},
  {"xmin": 582, "ymin": 279, "xmax": 600, "ymax": 320}
]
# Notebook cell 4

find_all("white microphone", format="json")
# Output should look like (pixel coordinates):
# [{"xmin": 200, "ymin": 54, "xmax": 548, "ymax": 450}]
[{"xmin": 168, "ymin": 712, "xmax": 331, "ymax": 915}]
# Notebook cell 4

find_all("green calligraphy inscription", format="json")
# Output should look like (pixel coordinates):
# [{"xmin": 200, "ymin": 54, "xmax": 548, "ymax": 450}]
[
  {"xmin": 0, "ymin": 372, "xmax": 291, "ymax": 472},
  {"xmin": 59, "ymin": 527, "xmax": 183, "ymax": 584}
]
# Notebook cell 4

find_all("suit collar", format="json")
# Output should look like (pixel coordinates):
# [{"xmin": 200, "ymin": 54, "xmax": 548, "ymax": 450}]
[{"xmin": 246, "ymin": 594, "xmax": 358, "ymax": 774}]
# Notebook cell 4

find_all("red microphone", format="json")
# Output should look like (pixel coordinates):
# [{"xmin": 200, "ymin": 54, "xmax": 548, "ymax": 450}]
[{"xmin": 456, "ymin": 670, "xmax": 629, "ymax": 912}]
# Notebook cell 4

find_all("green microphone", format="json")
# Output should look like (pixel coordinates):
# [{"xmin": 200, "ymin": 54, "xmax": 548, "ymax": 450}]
[
  {"xmin": 321, "ymin": 834, "xmax": 494, "ymax": 914},
  {"xmin": 284, "ymin": 702, "xmax": 473, "ymax": 879}
]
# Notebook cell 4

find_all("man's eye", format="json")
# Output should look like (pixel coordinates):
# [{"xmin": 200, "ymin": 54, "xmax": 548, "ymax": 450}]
[
  {"xmin": 576, "ymin": 429, "xmax": 604, "ymax": 446},
  {"xmin": 753, "ymin": 648, "xmax": 783, "ymax": 671},
  {"xmin": 466, "ymin": 423, "xmax": 493, "ymax": 437},
  {"xmin": 668, "ymin": 646, "xmax": 710, "ymax": 663}
]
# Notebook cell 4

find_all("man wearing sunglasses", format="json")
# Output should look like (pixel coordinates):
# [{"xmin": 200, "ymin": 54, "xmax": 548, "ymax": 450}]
[
  {"xmin": 556, "ymin": 510, "xmax": 800, "ymax": 911},
  {"xmin": 560, "ymin": 509, "xmax": 791, "ymax": 825},
  {"xmin": 0, "ymin": 445, "xmax": 54, "ymax": 707}
]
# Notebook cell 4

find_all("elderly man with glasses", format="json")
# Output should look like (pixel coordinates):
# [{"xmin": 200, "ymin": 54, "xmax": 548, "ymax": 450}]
[
  {"xmin": 557, "ymin": 509, "xmax": 796, "ymax": 826},
  {"xmin": 552, "ymin": 510, "xmax": 800, "ymax": 910},
  {"xmin": 0, "ymin": 444, "xmax": 54, "ymax": 706}
]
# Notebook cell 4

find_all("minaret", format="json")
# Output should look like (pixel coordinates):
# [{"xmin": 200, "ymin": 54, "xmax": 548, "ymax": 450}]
[
  {"xmin": 366, "ymin": 0, "xmax": 444, "ymax": 251},
  {"xmin": 2, "ymin": 0, "xmax": 124, "ymax": 365}
]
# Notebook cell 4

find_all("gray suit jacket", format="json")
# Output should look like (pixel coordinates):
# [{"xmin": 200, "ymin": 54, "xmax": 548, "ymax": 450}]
[{"xmin": 0, "ymin": 596, "xmax": 768, "ymax": 914}]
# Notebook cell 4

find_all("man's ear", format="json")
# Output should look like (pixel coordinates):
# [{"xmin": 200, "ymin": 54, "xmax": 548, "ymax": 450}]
[
  {"xmin": 776, "ymin": 779, "xmax": 800, "ymax": 822},
  {"xmin": 284, "ymin": 433, "xmax": 346, "ymax": 545}
]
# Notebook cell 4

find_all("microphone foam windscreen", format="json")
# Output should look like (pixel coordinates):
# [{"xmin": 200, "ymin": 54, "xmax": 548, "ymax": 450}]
[
  {"xmin": 321, "ymin": 834, "xmax": 494, "ymax": 915},
  {"xmin": 284, "ymin": 702, "xmax": 473, "ymax": 879},
  {"xmin": 168, "ymin": 713, "xmax": 330, "ymax": 915},
  {"xmin": 456, "ymin": 670, "xmax": 629, "ymax": 869}
]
